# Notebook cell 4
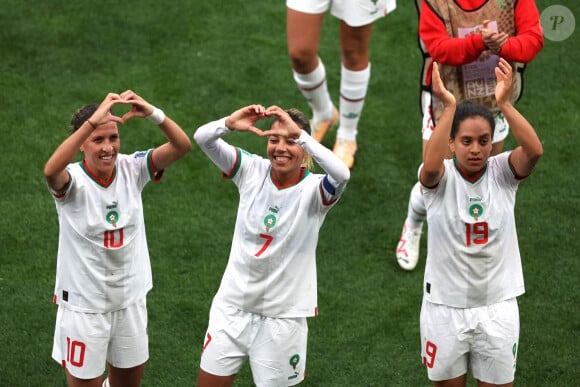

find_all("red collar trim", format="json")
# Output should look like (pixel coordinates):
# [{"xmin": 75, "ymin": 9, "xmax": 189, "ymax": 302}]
[{"xmin": 81, "ymin": 159, "xmax": 116, "ymax": 187}]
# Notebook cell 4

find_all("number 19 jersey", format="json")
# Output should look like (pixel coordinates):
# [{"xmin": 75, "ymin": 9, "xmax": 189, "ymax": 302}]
[{"xmin": 421, "ymin": 153, "xmax": 525, "ymax": 308}]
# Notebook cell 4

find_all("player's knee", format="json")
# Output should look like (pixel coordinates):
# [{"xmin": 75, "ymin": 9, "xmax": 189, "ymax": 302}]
[
  {"xmin": 341, "ymin": 49, "xmax": 369, "ymax": 70},
  {"xmin": 289, "ymin": 50, "xmax": 318, "ymax": 73}
]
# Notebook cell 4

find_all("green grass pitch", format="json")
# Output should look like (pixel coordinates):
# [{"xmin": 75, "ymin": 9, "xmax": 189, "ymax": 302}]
[{"xmin": 0, "ymin": 0, "xmax": 578, "ymax": 385}]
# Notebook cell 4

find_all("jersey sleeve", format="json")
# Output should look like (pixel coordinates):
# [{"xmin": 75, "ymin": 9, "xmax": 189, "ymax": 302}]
[
  {"xmin": 420, "ymin": 161, "xmax": 447, "ymax": 194},
  {"xmin": 493, "ymin": 151, "xmax": 521, "ymax": 188},
  {"xmin": 193, "ymin": 117, "xmax": 239, "ymax": 176},
  {"xmin": 296, "ymin": 131, "xmax": 350, "ymax": 204},
  {"xmin": 128, "ymin": 150, "xmax": 160, "ymax": 192},
  {"xmin": 48, "ymin": 168, "xmax": 73, "ymax": 200}
]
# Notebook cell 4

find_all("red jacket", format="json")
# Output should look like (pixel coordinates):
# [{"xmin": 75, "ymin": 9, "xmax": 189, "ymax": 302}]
[{"xmin": 419, "ymin": 0, "xmax": 543, "ymax": 66}]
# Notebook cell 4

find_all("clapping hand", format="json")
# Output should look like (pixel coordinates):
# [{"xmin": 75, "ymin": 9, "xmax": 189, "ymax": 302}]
[
  {"xmin": 481, "ymin": 20, "xmax": 508, "ymax": 54},
  {"xmin": 494, "ymin": 57, "xmax": 513, "ymax": 107},
  {"xmin": 431, "ymin": 62, "xmax": 455, "ymax": 108}
]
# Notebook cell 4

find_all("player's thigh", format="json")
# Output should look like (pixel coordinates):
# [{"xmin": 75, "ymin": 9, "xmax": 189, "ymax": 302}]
[
  {"xmin": 108, "ymin": 298, "xmax": 149, "ymax": 369},
  {"xmin": 65, "ymin": 369, "xmax": 103, "ymax": 387},
  {"xmin": 420, "ymin": 299, "xmax": 470, "ymax": 382},
  {"xmin": 249, "ymin": 317, "xmax": 308, "ymax": 387},
  {"xmin": 471, "ymin": 299, "xmax": 519, "ymax": 385},
  {"xmin": 339, "ymin": 21, "xmax": 374, "ymax": 69},
  {"xmin": 198, "ymin": 368, "xmax": 236, "ymax": 387},
  {"xmin": 199, "ymin": 303, "xmax": 252, "ymax": 377},
  {"xmin": 52, "ymin": 306, "xmax": 110, "ymax": 379},
  {"xmin": 107, "ymin": 362, "xmax": 145, "ymax": 387},
  {"xmin": 287, "ymin": 7, "xmax": 325, "ymax": 69}
]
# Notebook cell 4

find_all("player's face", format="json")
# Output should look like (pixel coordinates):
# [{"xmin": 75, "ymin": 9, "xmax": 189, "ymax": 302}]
[
  {"xmin": 449, "ymin": 116, "xmax": 493, "ymax": 177},
  {"xmin": 80, "ymin": 122, "xmax": 120, "ymax": 181},
  {"xmin": 267, "ymin": 132, "xmax": 305, "ymax": 185}
]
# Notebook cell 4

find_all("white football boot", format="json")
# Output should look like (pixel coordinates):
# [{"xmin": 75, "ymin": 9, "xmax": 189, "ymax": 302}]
[{"xmin": 396, "ymin": 220, "xmax": 423, "ymax": 271}]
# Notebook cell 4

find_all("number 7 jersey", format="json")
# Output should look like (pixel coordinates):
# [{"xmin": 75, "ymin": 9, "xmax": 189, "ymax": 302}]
[
  {"xmin": 214, "ymin": 148, "xmax": 340, "ymax": 318},
  {"xmin": 421, "ymin": 152, "xmax": 525, "ymax": 308}
]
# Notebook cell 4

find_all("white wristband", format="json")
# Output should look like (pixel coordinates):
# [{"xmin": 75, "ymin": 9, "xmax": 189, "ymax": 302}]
[{"xmin": 146, "ymin": 107, "xmax": 165, "ymax": 125}]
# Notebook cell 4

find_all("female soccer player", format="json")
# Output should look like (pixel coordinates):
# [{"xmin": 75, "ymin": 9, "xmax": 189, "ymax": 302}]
[
  {"xmin": 396, "ymin": 0, "xmax": 543, "ymax": 270},
  {"xmin": 44, "ymin": 91, "xmax": 191, "ymax": 387},
  {"xmin": 193, "ymin": 104, "xmax": 350, "ymax": 386},
  {"xmin": 419, "ymin": 59, "xmax": 542, "ymax": 386},
  {"xmin": 286, "ymin": 0, "xmax": 396, "ymax": 168}
]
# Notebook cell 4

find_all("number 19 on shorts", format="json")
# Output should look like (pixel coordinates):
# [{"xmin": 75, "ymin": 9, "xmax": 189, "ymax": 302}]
[{"xmin": 423, "ymin": 340, "xmax": 437, "ymax": 368}]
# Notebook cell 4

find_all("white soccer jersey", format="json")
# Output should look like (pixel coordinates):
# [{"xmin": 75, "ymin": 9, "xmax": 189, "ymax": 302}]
[
  {"xmin": 194, "ymin": 118, "xmax": 349, "ymax": 318},
  {"xmin": 50, "ymin": 150, "xmax": 162, "ymax": 313},
  {"xmin": 421, "ymin": 153, "xmax": 525, "ymax": 308}
]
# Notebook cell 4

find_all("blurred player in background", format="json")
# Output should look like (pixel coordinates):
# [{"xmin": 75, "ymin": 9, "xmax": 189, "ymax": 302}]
[
  {"xmin": 193, "ymin": 105, "xmax": 349, "ymax": 386},
  {"xmin": 286, "ymin": 0, "xmax": 396, "ymax": 168},
  {"xmin": 396, "ymin": 0, "xmax": 543, "ymax": 271},
  {"xmin": 419, "ymin": 59, "xmax": 542, "ymax": 386},
  {"xmin": 45, "ymin": 91, "xmax": 191, "ymax": 387}
]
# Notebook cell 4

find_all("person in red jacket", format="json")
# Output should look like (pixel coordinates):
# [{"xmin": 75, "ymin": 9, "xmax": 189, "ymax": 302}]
[{"xmin": 395, "ymin": 0, "xmax": 543, "ymax": 272}]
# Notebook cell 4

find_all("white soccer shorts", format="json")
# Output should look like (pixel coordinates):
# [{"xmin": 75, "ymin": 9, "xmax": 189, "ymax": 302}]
[
  {"xmin": 420, "ymin": 298, "xmax": 519, "ymax": 384},
  {"xmin": 52, "ymin": 298, "xmax": 149, "ymax": 379},
  {"xmin": 200, "ymin": 301, "xmax": 308, "ymax": 386},
  {"xmin": 287, "ymin": 0, "xmax": 396, "ymax": 27}
]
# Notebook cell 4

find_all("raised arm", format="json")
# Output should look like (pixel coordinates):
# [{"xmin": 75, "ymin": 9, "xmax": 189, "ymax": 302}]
[
  {"xmin": 44, "ymin": 93, "xmax": 125, "ymax": 194},
  {"xmin": 494, "ymin": 58, "xmax": 542, "ymax": 177},
  {"xmin": 421, "ymin": 63, "xmax": 456, "ymax": 188},
  {"xmin": 120, "ymin": 90, "xmax": 191, "ymax": 172},
  {"xmin": 193, "ymin": 105, "xmax": 267, "ymax": 173}
]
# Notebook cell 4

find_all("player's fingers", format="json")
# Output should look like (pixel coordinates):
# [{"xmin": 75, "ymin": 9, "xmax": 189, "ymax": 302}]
[
  {"xmin": 251, "ymin": 104, "xmax": 266, "ymax": 114},
  {"xmin": 265, "ymin": 105, "xmax": 284, "ymax": 117},
  {"xmin": 247, "ymin": 125, "xmax": 265, "ymax": 136},
  {"xmin": 498, "ymin": 58, "xmax": 510, "ymax": 74}
]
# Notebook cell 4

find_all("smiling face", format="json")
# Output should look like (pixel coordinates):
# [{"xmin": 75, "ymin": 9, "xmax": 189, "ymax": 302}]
[
  {"xmin": 449, "ymin": 116, "xmax": 493, "ymax": 177},
  {"xmin": 267, "ymin": 121, "xmax": 305, "ymax": 186},
  {"xmin": 80, "ymin": 122, "xmax": 120, "ymax": 182}
]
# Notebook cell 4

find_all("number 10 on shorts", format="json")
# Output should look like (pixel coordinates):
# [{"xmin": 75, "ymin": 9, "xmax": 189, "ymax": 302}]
[{"xmin": 66, "ymin": 337, "xmax": 86, "ymax": 367}]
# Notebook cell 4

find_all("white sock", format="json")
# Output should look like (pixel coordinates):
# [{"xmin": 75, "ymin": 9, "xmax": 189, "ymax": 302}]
[
  {"xmin": 293, "ymin": 58, "xmax": 334, "ymax": 122},
  {"xmin": 406, "ymin": 181, "xmax": 426, "ymax": 229},
  {"xmin": 336, "ymin": 63, "xmax": 371, "ymax": 141},
  {"xmin": 102, "ymin": 377, "xmax": 110, "ymax": 387}
]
